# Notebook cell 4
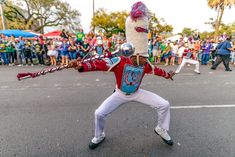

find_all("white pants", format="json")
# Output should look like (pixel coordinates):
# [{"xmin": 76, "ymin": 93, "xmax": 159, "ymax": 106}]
[
  {"xmin": 94, "ymin": 88, "xmax": 170, "ymax": 138},
  {"xmin": 175, "ymin": 58, "xmax": 200, "ymax": 73}
]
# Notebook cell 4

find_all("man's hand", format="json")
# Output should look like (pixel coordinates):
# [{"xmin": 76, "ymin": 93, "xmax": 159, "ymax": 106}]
[{"xmin": 165, "ymin": 70, "xmax": 175, "ymax": 80}]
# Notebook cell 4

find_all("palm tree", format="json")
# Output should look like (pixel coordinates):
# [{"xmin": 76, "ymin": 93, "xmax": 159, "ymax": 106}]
[{"xmin": 207, "ymin": 0, "xmax": 235, "ymax": 38}]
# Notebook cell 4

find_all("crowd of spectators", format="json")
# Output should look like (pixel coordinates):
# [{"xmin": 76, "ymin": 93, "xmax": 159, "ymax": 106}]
[
  {"xmin": 0, "ymin": 29, "xmax": 124, "ymax": 66},
  {"xmin": 0, "ymin": 29, "xmax": 234, "ymax": 68},
  {"xmin": 148, "ymin": 32, "xmax": 235, "ymax": 67}
]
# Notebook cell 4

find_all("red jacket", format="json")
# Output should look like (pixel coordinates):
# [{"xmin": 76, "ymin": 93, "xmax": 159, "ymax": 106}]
[
  {"xmin": 79, "ymin": 56, "xmax": 171, "ymax": 94},
  {"xmin": 183, "ymin": 48, "xmax": 195, "ymax": 60}
]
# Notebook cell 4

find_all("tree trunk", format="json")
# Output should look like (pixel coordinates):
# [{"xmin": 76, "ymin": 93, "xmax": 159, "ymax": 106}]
[{"xmin": 215, "ymin": 5, "xmax": 224, "ymax": 39}]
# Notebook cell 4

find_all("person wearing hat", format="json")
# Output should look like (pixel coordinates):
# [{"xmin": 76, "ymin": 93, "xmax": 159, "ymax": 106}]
[{"xmin": 69, "ymin": 1, "xmax": 175, "ymax": 149}]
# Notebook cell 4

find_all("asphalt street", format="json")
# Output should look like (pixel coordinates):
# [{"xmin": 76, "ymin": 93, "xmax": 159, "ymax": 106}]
[{"xmin": 0, "ymin": 64, "xmax": 234, "ymax": 157}]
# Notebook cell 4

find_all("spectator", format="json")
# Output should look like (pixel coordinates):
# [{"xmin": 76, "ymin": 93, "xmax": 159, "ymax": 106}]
[
  {"xmin": 193, "ymin": 31, "xmax": 200, "ymax": 41},
  {"xmin": 60, "ymin": 39, "xmax": 69, "ymax": 65},
  {"xmin": 34, "ymin": 40, "xmax": 44, "ymax": 66},
  {"xmin": 80, "ymin": 38, "xmax": 90, "ymax": 58},
  {"xmin": 0, "ymin": 39, "xmax": 8, "ymax": 65},
  {"xmin": 15, "ymin": 39, "xmax": 24, "ymax": 66},
  {"xmin": 24, "ymin": 40, "xmax": 34, "ymax": 66},
  {"xmin": 201, "ymin": 40, "xmax": 212, "ymax": 65},
  {"xmin": 60, "ymin": 29, "xmax": 69, "ymax": 39},
  {"xmin": 163, "ymin": 42, "xmax": 172, "ymax": 66},
  {"xmin": 211, "ymin": 36, "xmax": 234, "ymax": 71},
  {"xmin": 6, "ymin": 36, "xmax": 16, "ymax": 66},
  {"xmin": 210, "ymin": 39, "xmax": 218, "ymax": 64},
  {"xmin": 231, "ymin": 41, "xmax": 235, "ymax": 66},
  {"xmin": 170, "ymin": 41, "xmax": 178, "ymax": 65},
  {"xmin": 47, "ymin": 39, "xmax": 58, "ymax": 66},
  {"xmin": 95, "ymin": 38, "xmax": 104, "ymax": 55},
  {"xmin": 113, "ymin": 38, "xmax": 122, "ymax": 53},
  {"xmin": 178, "ymin": 37, "xmax": 185, "ymax": 48},
  {"xmin": 76, "ymin": 28, "xmax": 85, "ymax": 45},
  {"xmin": 152, "ymin": 37, "xmax": 161, "ymax": 64},
  {"xmin": 68, "ymin": 40, "xmax": 77, "ymax": 60}
]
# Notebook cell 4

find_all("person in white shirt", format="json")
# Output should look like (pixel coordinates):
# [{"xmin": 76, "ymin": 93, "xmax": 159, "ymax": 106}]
[
  {"xmin": 170, "ymin": 41, "xmax": 178, "ymax": 65},
  {"xmin": 231, "ymin": 41, "xmax": 235, "ymax": 66}
]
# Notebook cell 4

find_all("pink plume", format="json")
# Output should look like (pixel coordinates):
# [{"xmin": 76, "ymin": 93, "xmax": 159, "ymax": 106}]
[{"xmin": 130, "ymin": 1, "xmax": 147, "ymax": 20}]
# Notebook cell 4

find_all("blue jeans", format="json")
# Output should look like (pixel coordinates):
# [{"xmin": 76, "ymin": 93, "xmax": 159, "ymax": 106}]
[
  {"xmin": 201, "ymin": 54, "xmax": 210, "ymax": 65},
  {"xmin": 231, "ymin": 52, "xmax": 235, "ymax": 63},
  {"xmin": 1, "ymin": 52, "xmax": 9, "ymax": 65},
  {"xmin": 37, "ymin": 53, "xmax": 44, "ymax": 65},
  {"xmin": 69, "ymin": 51, "xmax": 78, "ymax": 60},
  {"xmin": 17, "ymin": 50, "xmax": 25, "ymax": 64}
]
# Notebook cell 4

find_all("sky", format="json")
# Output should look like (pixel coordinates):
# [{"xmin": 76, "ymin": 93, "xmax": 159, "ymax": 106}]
[{"xmin": 64, "ymin": 0, "xmax": 235, "ymax": 34}]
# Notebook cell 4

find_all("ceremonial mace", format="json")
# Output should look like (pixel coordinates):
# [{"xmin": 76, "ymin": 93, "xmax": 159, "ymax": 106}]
[
  {"xmin": 16, "ymin": 64, "xmax": 70, "ymax": 81},
  {"xmin": 16, "ymin": 46, "xmax": 113, "ymax": 81}
]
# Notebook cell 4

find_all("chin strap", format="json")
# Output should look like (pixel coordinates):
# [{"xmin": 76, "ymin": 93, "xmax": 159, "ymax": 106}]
[{"xmin": 136, "ymin": 53, "xmax": 140, "ymax": 66}]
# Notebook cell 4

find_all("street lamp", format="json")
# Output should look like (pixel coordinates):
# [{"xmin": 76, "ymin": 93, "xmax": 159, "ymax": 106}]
[{"xmin": 0, "ymin": 0, "xmax": 6, "ymax": 30}]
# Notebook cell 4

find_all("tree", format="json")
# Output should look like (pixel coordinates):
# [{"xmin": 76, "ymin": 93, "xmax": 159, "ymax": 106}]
[
  {"xmin": 207, "ymin": 0, "xmax": 235, "ymax": 37},
  {"xmin": 148, "ymin": 12, "xmax": 173, "ymax": 35},
  {"xmin": 91, "ymin": 9, "xmax": 129, "ymax": 37},
  {"xmin": 200, "ymin": 31, "xmax": 214, "ymax": 40},
  {"xmin": 91, "ymin": 9, "xmax": 173, "ymax": 37},
  {"xmin": 3, "ymin": 0, "xmax": 81, "ymax": 33},
  {"xmin": 181, "ymin": 27, "xmax": 195, "ymax": 36}
]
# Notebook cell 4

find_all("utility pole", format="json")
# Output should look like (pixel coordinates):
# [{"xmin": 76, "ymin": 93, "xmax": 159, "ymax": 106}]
[
  {"xmin": 0, "ymin": 0, "xmax": 6, "ymax": 30},
  {"xmin": 92, "ymin": 0, "xmax": 95, "ymax": 32},
  {"xmin": 93, "ymin": 0, "xmax": 95, "ymax": 18}
]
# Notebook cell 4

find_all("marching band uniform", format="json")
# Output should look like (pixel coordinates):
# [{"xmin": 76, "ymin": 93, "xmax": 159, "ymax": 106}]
[
  {"xmin": 175, "ymin": 47, "xmax": 200, "ymax": 74},
  {"xmin": 72, "ymin": 1, "xmax": 175, "ymax": 149}
]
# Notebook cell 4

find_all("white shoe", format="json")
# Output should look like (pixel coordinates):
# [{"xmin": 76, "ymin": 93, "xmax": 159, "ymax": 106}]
[
  {"xmin": 91, "ymin": 132, "xmax": 105, "ymax": 144},
  {"xmin": 17, "ymin": 64, "xmax": 23, "ymax": 67},
  {"xmin": 89, "ymin": 132, "xmax": 105, "ymax": 149},
  {"xmin": 194, "ymin": 69, "xmax": 200, "ymax": 74},
  {"xmin": 154, "ymin": 125, "xmax": 173, "ymax": 145}
]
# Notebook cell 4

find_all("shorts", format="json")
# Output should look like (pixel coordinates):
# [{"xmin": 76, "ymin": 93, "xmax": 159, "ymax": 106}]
[
  {"xmin": 171, "ymin": 53, "xmax": 176, "ymax": 57},
  {"xmin": 61, "ymin": 51, "xmax": 68, "ymax": 57},
  {"xmin": 163, "ymin": 51, "xmax": 172, "ymax": 59},
  {"xmin": 152, "ymin": 49, "xmax": 161, "ymax": 57},
  {"xmin": 47, "ymin": 50, "xmax": 58, "ymax": 57},
  {"xmin": 177, "ymin": 51, "xmax": 184, "ymax": 58}
]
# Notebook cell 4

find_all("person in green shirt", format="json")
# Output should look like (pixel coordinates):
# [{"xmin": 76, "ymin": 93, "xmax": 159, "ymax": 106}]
[
  {"xmin": 0, "ymin": 40, "xmax": 9, "ymax": 65},
  {"xmin": 76, "ymin": 28, "xmax": 85, "ymax": 45},
  {"xmin": 6, "ymin": 36, "xmax": 16, "ymax": 65}
]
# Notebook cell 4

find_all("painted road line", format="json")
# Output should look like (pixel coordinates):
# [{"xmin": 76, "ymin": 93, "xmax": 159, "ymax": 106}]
[{"xmin": 171, "ymin": 104, "xmax": 235, "ymax": 109}]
